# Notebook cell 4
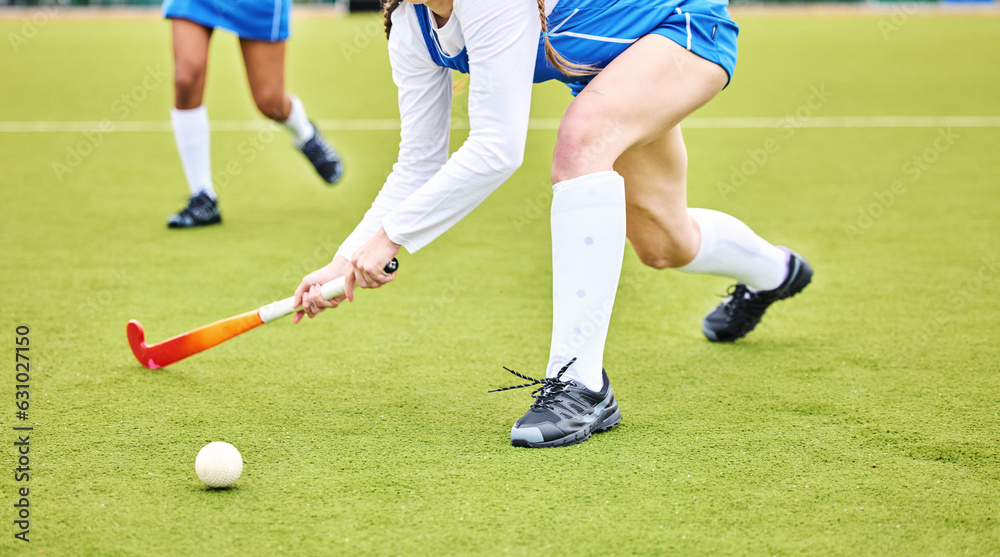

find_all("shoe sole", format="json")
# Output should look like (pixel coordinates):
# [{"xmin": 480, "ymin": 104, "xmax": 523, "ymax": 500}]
[
  {"xmin": 314, "ymin": 161, "xmax": 343, "ymax": 184},
  {"xmin": 167, "ymin": 218, "xmax": 222, "ymax": 230},
  {"xmin": 322, "ymin": 170, "xmax": 343, "ymax": 185},
  {"xmin": 702, "ymin": 249, "xmax": 813, "ymax": 342},
  {"xmin": 513, "ymin": 405, "xmax": 622, "ymax": 449},
  {"xmin": 167, "ymin": 216, "xmax": 222, "ymax": 229}
]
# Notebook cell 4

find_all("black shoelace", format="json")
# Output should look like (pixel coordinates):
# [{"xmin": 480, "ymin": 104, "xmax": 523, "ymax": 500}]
[
  {"xmin": 488, "ymin": 358, "xmax": 577, "ymax": 410},
  {"xmin": 722, "ymin": 284, "xmax": 771, "ymax": 315}
]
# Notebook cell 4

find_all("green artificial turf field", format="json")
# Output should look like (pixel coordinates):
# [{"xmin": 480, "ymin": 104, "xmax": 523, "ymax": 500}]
[{"xmin": 2, "ymin": 8, "xmax": 999, "ymax": 556}]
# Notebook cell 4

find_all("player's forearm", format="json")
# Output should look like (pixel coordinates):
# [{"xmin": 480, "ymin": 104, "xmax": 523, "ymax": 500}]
[{"xmin": 381, "ymin": 131, "xmax": 525, "ymax": 253}]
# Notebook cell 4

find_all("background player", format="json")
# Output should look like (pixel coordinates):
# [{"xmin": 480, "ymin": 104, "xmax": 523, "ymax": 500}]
[
  {"xmin": 164, "ymin": 0, "xmax": 344, "ymax": 228},
  {"xmin": 293, "ymin": 0, "xmax": 812, "ymax": 447}
]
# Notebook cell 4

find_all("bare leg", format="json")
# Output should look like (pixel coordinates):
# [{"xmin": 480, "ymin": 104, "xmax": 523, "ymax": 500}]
[
  {"xmin": 167, "ymin": 18, "xmax": 218, "ymax": 216},
  {"xmin": 554, "ymin": 35, "xmax": 785, "ymax": 281},
  {"xmin": 171, "ymin": 18, "xmax": 211, "ymax": 109},
  {"xmin": 551, "ymin": 36, "xmax": 725, "ymax": 267},
  {"xmin": 240, "ymin": 37, "xmax": 342, "ymax": 183},
  {"xmin": 615, "ymin": 125, "xmax": 700, "ymax": 269},
  {"xmin": 239, "ymin": 38, "xmax": 291, "ymax": 121},
  {"xmin": 552, "ymin": 35, "xmax": 726, "ymax": 183}
]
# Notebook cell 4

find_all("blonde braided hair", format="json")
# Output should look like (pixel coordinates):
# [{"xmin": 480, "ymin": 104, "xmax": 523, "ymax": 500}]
[{"xmin": 537, "ymin": 0, "xmax": 596, "ymax": 76}]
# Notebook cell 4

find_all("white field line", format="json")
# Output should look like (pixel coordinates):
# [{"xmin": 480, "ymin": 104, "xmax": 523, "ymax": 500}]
[{"xmin": 1, "ymin": 116, "xmax": 1000, "ymax": 133}]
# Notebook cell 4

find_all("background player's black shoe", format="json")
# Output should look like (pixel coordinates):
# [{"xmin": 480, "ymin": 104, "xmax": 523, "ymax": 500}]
[
  {"xmin": 702, "ymin": 248, "xmax": 813, "ymax": 342},
  {"xmin": 490, "ymin": 358, "xmax": 621, "ymax": 448},
  {"xmin": 167, "ymin": 191, "xmax": 221, "ymax": 229},
  {"xmin": 298, "ymin": 122, "xmax": 343, "ymax": 184}
]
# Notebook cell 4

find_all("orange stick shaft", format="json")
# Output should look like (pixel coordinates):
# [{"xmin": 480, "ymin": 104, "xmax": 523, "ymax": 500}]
[{"xmin": 141, "ymin": 310, "xmax": 263, "ymax": 368}]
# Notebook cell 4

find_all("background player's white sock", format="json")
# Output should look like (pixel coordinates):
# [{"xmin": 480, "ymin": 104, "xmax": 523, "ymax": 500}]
[
  {"xmin": 284, "ymin": 95, "xmax": 315, "ymax": 147},
  {"xmin": 547, "ymin": 171, "xmax": 626, "ymax": 392},
  {"xmin": 679, "ymin": 208, "xmax": 789, "ymax": 291},
  {"xmin": 170, "ymin": 106, "xmax": 215, "ymax": 199}
]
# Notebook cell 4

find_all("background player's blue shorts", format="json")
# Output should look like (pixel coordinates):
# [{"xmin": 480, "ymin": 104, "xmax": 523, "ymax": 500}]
[
  {"xmin": 535, "ymin": 0, "xmax": 739, "ymax": 95},
  {"xmin": 163, "ymin": 0, "xmax": 291, "ymax": 42}
]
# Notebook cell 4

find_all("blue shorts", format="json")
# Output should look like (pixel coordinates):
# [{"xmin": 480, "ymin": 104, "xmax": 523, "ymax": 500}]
[
  {"xmin": 535, "ymin": 0, "xmax": 739, "ymax": 94},
  {"xmin": 163, "ymin": 0, "xmax": 291, "ymax": 42}
]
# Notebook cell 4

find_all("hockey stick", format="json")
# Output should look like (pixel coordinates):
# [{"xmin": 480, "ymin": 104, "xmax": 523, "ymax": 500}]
[{"xmin": 127, "ymin": 259, "xmax": 398, "ymax": 369}]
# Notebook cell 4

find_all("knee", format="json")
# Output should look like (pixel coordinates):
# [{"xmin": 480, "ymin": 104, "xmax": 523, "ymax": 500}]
[
  {"xmin": 634, "ymin": 248, "xmax": 672, "ymax": 270},
  {"xmin": 173, "ymin": 63, "xmax": 205, "ymax": 108},
  {"xmin": 633, "ymin": 245, "xmax": 697, "ymax": 270},
  {"xmin": 253, "ymin": 90, "xmax": 287, "ymax": 121},
  {"xmin": 629, "ymin": 214, "xmax": 700, "ymax": 270},
  {"xmin": 551, "ymin": 109, "xmax": 624, "ymax": 184}
]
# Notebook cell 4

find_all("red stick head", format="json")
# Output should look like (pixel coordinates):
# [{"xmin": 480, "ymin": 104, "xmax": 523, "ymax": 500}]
[
  {"xmin": 127, "ymin": 320, "xmax": 161, "ymax": 369},
  {"xmin": 126, "ymin": 311, "xmax": 263, "ymax": 369}
]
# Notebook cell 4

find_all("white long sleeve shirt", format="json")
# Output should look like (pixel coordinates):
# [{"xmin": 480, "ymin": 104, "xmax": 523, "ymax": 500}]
[{"xmin": 335, "ymin": 0, "xmax": 542, "ymax": 261}]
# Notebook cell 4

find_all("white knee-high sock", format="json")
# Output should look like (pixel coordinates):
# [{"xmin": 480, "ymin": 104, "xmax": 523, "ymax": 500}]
[
  {"xmin": 679, "ymin": 208, "xmax": 789, "ymax": 291},
  {"xmin": 170, "ymin": 106, "xmax": 215, "ymax": 199},
  {"xmin": 547, "ymin": 171, "xmax": 626, "ymax": 392},
  {"xmin": 284, "ymin": 95, "xmax": 315, "ymax": 146}
]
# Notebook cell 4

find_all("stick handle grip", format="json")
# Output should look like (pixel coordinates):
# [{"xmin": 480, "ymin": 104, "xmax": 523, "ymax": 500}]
[{"xmin": 258, "ymin": 258, "xmax": 398, "ymax": 324}]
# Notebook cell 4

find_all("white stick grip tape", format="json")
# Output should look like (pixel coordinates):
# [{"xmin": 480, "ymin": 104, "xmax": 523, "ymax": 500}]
[{"xmin": 257, "ymin": 277, "xmax": 347, "ymax": 324}]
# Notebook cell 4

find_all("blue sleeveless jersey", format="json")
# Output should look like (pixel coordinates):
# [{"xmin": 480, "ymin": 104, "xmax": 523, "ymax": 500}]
[
  {"xmin": 414, "ymin": 0, "xmax": 739, "ymax": 94},
  {"xmin": 414, "ymin": 5, "xmax": 471, "ymax": 74}
]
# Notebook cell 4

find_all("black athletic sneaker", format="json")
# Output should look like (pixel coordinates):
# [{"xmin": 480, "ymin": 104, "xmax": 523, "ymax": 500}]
[
  {"xmin": 490, "ymin": 358, "xmax": 621, "ymax": 448},
  {"xmin": 702, "ymin": 248, "xmax": 813, "ymax": 342},
  {"xmin": 167, "ymin": 191, "xmax": 221, "ymax": 229},
  {"xmin": 298, "ymin": 122, "xmax": 343, "ymax": 184}
]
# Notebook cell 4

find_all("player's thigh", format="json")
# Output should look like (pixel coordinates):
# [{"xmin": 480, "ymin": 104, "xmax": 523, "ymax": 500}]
[
  {"xmin": 615, "ymin": 125, "xmax": 700, "ymax": 268},
  {"xmin": 552, "ymin": 34, "xmax": 727, "ymax": 182},
  {"xmin": 239, "ymin": 38, "xmax": 287, "ymax": 118}
]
